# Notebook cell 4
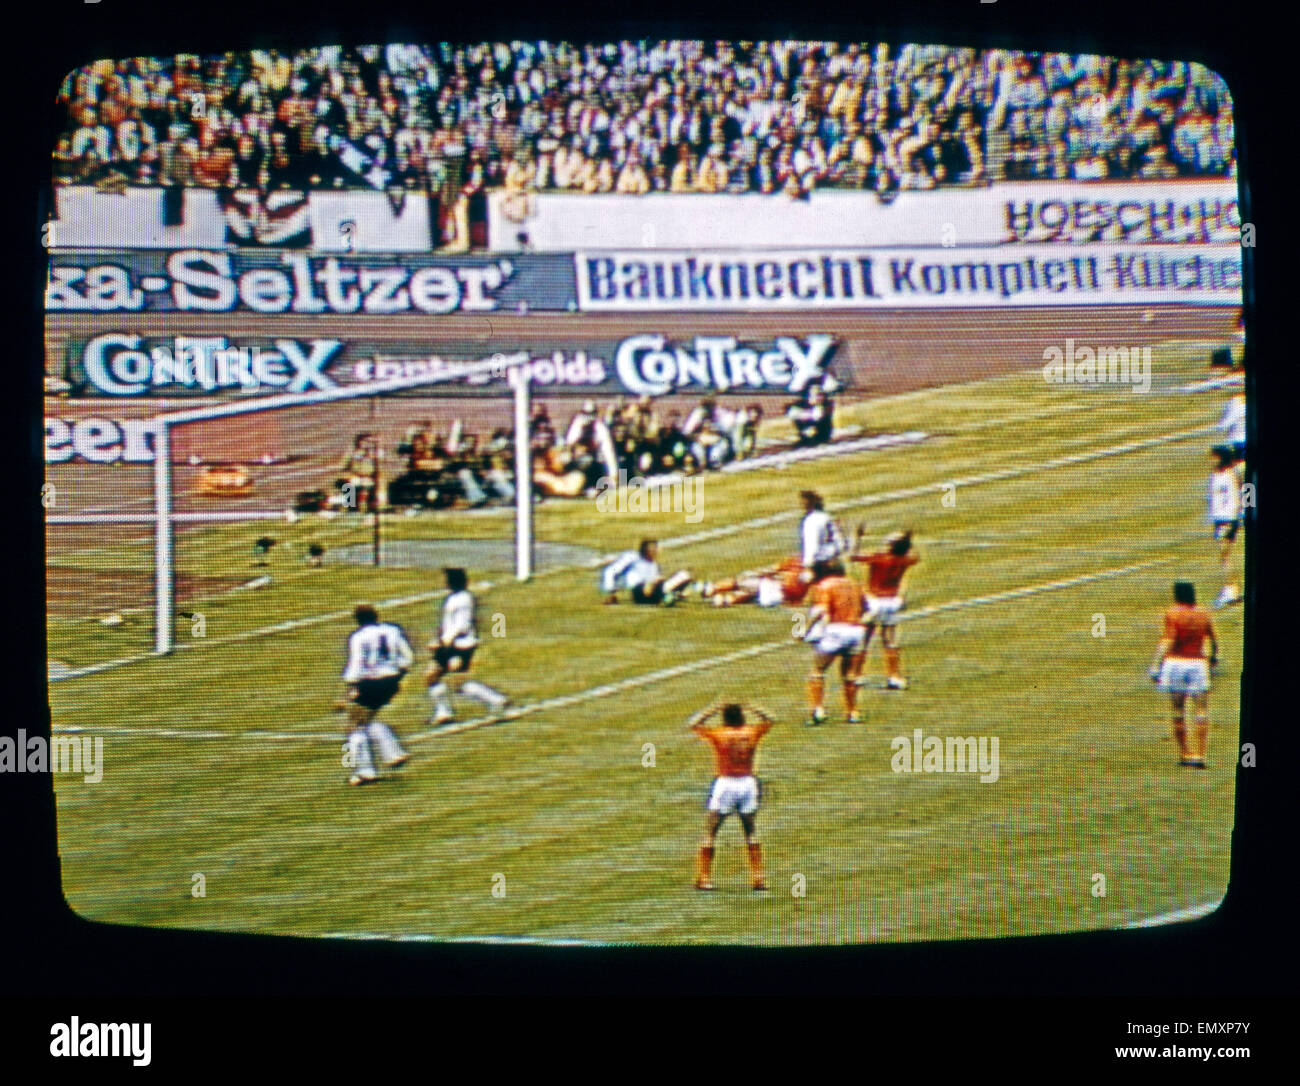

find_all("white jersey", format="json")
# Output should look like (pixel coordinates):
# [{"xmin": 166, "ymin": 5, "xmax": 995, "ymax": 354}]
[
  {"xmin": 601, "ymin": 551, "xmax": 660, "ymax": 594},
  {"xmin": 342, "ymin": 622, "xmax": 414, "ymax": 682},
  {"xmin": 800, "ymin": 509, "xmax": 847, "ymax": 568},
  {"xmin": 1209, "ymin": 467, "xmax": 1241, "ymax": 522},
  {"xmin": 1219, "ymin": 395, "xmax": 1246, "ymax": 445},
  {"xmin": 440, "ymin": 589, "xmax": 479, "ymax": 650}
]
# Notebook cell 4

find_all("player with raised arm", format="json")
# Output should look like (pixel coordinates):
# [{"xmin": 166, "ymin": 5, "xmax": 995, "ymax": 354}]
[
  {"xmin": 426, "ymin": 568, "xmax": 510, "ymax": 726},
  {"xmin": 1149, "ymin": 581, "xmax": 1219, "ymax": 768},
  {"xmin": 799, "ymin": 559, "xmax": 867, "ymax": 726},
  {"xmin": 851, "ymin": 527, "xmax": 920, "ymax": 690},
  {"xmin": 1208, "ymin": 446, "xmax": 1243, "ymax": 608},
  {"xmin": 339, "ymin": 604, "xmax": 413, "ymax": 786},
  {"xmin": 689, "ymin": 702, "xmax": 775, "ymax": 891}
]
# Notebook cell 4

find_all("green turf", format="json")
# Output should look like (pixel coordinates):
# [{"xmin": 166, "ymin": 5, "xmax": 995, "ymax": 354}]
[{"xmin": 48, "ymin": 343, "xmax": 1244, "ymax": 945}]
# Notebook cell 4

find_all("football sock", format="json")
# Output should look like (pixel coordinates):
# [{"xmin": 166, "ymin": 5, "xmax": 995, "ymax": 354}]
[
  {"xmin": 696, "ymin": 845, "xmax": 715, "ymax": 886},
  {"xmin": 844, "ymin": 680, "xmax": 859, "ymax": 716},
  {"xmin": 746, "ymin": 843, "xmax": 766, "ymax": 889},
  {"xmin": 462, "ymin": 680, "xmax": 508, "ymax": 709},
  {"xmin": 1172, "ymin": 715, "xmax": 1187, "ymax": 758},
  {"xmin": 664, "ymin": 570, "xmax": 692, "ymax": 594},
  {"xmin": 346, "ymin": 728, "xmax": 376, "ymax": 779},
  {"xmin": 884, "ymin": 648, "xmax": 901, "ymax": 680},
  {"xmin": 1194, "ymin": 715, "xmax": 1210, "ymax": 761},
  {"xmin": 807, "ymin": 675, "xmax": 824, "ymax": 714},
  {"xmin": 428, "ymin": 682, "xmax": 453, "ymax": 715},
  {"xmin": 366, "ymin": 720, "xmax": 406, "ymax": 764}
]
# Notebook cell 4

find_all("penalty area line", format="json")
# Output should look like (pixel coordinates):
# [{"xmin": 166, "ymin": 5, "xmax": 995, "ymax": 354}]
[{"xmin": 54, "ymin": 556, "xmax": 1173, "ymax": 744}]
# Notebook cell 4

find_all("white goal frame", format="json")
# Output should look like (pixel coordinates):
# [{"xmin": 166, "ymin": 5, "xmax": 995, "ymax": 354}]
[{"xmin": 149, "ymin": 354, "xmax": 532, "ymax": 655}]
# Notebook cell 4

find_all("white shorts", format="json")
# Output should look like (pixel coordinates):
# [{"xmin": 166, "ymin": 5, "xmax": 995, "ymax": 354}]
[
  {"xmin": 1158, "ymin": 657, "xmax": 1210, "ymax": 696},
  {"xmin": 756, "ymin": 577, "xmax": 784, "ymax": 608},
  {"xmin": 812, "ymin": 622, "xmax": 866, "ymax": 656},
  {"xmin": 865, "ymin": 595, "xmax": 903, "ymax": 626},
  {"xmin": 706, "ymin": 775, "xmax": 760, "ymax": 816}
]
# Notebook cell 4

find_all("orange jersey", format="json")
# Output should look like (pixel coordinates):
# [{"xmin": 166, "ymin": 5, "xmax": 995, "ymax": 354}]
[
  {"xmin": 812, "ymin": 575, "xmax": 864, "ymax": 624},
  {"xmin": 698, "ymin": 721, "xmax": 772, "ymax": 777},
  {"xmin": 1163, "ymin": 604, "xmax": 1215, "ymax": 659},
  {"xmin": 776, "ymin": 555, "xmax": 808, "ymax": 604},
  {"xmin": 853, "ymin": 552, "xmax": 918, "ymax": 596}
]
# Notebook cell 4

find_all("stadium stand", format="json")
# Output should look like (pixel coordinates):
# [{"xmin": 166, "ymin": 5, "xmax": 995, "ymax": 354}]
[{"xmin": 55, "ymin": 42, "xmax": 1235, "ymax": 197}]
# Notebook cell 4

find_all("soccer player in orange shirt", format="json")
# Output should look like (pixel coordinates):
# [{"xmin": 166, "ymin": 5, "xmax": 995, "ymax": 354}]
[
  {"xmin": 1148, "ymin": 581, "xmax": 1219, "ymax": 768},
  {"xmin": 689, "ymin": 702, "xmax": 775, "ymax": 891},
  {"xmin": 701, "ymin": 555, "xmax": 808, "ymax": 608},
  {"xmin": 851, "ymin": 528, "xmax": 920, "ymax": 689},
  {"xmin": 798, "ymin": 559, "xmax": 867, "ymax": 726}
]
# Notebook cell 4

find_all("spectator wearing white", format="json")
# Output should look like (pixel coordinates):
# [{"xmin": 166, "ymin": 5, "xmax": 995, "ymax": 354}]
[{"xmin": 565, "ymin": 401, "xmax": 620, "ymax": 483}]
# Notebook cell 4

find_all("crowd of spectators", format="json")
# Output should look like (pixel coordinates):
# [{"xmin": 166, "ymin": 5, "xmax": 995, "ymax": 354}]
[
  {"xmin": 324, "ymin": 394, "xmax": 785, "ymax": 512},
  {"xmin": 55, "ymin": 41, "xmax": 1235, "ymax": 200}
]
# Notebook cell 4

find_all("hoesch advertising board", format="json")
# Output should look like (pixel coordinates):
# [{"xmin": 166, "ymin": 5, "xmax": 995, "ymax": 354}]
[{"xmin": 488, "ymin": 180, "xmax": 1242, "ymax": 252}]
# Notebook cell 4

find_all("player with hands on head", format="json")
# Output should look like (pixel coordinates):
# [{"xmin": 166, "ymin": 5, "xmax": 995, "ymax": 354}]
[{"xmin": 689, "ymin": 701, "xmax": 775, "ymax": 892}]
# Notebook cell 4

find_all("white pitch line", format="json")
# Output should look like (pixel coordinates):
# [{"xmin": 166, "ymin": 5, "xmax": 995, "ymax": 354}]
[
  {"xmin": 1125, "ymin": 898, "xmax": 1224, "ymax": 928},
  {"xmin": 1178, "ymin": 374, "xmax": 1244, "ymax": 393},
  {"xmin": 664, "ymin": 425, "xmax": 1212, "ymax": 551},
  {"xmin": 48, "ymin": 424, "xmax": 1212, "ymax": 683},
  {"xmin": 52, "ymin": 556, "xmax": 1172, "ymax": 744}
]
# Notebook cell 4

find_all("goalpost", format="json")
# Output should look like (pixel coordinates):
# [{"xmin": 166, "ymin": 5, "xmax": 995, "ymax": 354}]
[{"xmin": 149, "ymin": 354, "xmax": 532, "ymax": 655}]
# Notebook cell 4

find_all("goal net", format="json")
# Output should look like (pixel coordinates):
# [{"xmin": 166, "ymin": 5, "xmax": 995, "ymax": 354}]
[{"xmin": 46, "ymin": 355, "xmax": 533, "ymax": 660}]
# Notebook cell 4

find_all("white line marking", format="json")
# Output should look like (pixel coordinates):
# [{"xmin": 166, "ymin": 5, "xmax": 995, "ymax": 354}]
[
  {"xmin": 53, "ymin": 557, "xmax": 1172, "ymax": 743},
  {"xmin": 1178, "ymin": 374, "xmax": 1244, "ymax": 393},
  {"xmin": 49, "ymin": 424, "xmax": 1212, "ymax": 683},
  {"xmin": 638, "ymin": 431, "xmax": 929, "ymax": 490},
  {"xmin": 1125, "ymin": 898, "xmax": 1224, "ymax": 928}
]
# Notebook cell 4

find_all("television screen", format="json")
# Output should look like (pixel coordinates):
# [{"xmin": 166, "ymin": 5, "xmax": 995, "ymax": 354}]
[{"xmin": 41, "ymin": 38, "xmax": 1248, "ymax": 949}]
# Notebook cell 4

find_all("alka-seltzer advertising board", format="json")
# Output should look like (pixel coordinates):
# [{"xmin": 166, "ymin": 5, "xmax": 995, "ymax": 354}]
[{"xmin": 45, "ymin": 250, "xmax": 578, "ymax": 314}]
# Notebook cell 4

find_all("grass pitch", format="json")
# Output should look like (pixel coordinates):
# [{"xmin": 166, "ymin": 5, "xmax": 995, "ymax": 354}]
[{"xmin": 47, "ymin": 345, "xmax": 1244, "ymax": 945}]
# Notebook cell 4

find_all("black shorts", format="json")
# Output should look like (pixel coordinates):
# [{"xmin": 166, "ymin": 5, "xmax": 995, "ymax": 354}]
[
  {"xmin": 631, "ymin": 582, "xmax": 664, "ymax": 605},
  {"xmin": 354, "ymin": 675, "xmax": 402, "ymax": 711},
  {"xmin": 1214, "ymin": 520, "xmax": 1239, "ymax": 542},
  {"xmin": 433, "ymin": 645, "xmax": 475, "ymax": 672}
]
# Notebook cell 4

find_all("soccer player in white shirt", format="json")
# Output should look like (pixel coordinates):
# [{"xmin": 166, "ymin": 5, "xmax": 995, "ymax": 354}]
[
  {"xmin": 1208, "ymin": 446, "xmax": 1243, "ymax": 608},
  {"xmin": 1218, "ymin": 393, "xmax": 1246, "ymax": 465},
  {"xmin": 600, "ymin": 539, "xmax": 693, "ymax": 605},
  {"xmin": 426, "ymin": 568, "xmax": 510, "ymax": 725},
  {"xmin": 798, "ymin": 490, "xmax": 848, "ymax": 584},
  {"xmin": 339, "ymin": 604, "xmax": 414, "ymax": 786}
]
